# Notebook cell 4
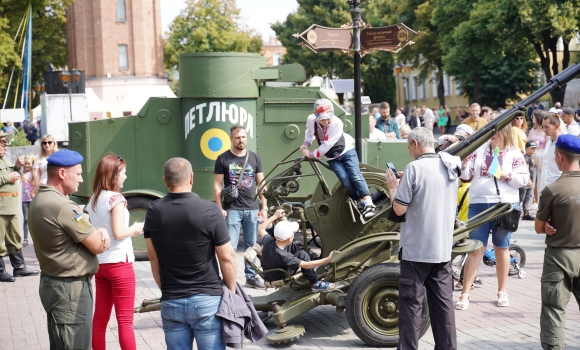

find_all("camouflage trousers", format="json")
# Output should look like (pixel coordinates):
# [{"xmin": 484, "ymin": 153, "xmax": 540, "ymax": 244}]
[
  {"xmin": 0, "ymin": 214, "xmax": 22, "ymax": 256},
  {"xmin": 540, "ymin": 246, "xmax": 580, "ymax": 350},
  {"xmin": 39, "ymin": 273, "xmax": 94, "ymax": 350}
]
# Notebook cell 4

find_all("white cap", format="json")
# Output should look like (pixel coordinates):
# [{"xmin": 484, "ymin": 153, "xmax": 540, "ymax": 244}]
[
  {"xmin": 455, "ymin": 124, "xmax": 474, "ymax": 136},
  {"xmin": 274, "ymin": 221, "xmax": 299, "ymax": 240}
]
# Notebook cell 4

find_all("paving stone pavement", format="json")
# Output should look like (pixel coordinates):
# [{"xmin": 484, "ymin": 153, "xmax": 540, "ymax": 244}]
[{"xmin": 1, "ymin": 215, "xmax": 580, "ymax": 349}]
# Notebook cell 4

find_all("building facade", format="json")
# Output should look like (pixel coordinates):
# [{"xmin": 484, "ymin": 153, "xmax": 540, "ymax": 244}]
[
  {"xmin": 261, "ymin": 36, "xmax": 286, "ymax": 67},
  {"xmin": 66, "ymin": 0, "xmax": 170, "ymax": 117}
]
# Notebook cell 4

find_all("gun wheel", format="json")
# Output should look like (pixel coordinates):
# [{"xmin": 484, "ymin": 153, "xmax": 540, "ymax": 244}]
[
  {"xmin": 346, "ymin": 263, "xmax": 430, "ymax": 347},
  {"xmin": 266, "ymin": 324, "xmax": 305, "ymax": 344}
]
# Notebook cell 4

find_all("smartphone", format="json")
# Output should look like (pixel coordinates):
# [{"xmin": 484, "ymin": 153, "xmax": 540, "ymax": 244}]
[{"xmin": 387, "ymin": 162, "xmax": 399, "ymax": 179}]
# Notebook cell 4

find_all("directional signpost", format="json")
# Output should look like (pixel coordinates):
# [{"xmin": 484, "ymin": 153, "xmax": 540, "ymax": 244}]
[{"xmin": 293, "ymin": 1, "xmax": 422, "ymax": 158}]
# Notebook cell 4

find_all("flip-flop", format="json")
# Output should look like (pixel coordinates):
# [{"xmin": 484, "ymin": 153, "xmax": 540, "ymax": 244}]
[
  {"xmin": 455, "ymin": 294, "xmax": 470, "ymax": 310},
  {"xmin": 497, "ymin": 291, "xmax": 509, "ymax": 307}
]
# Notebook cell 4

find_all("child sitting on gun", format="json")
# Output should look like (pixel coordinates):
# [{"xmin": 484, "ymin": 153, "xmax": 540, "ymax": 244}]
[
  {"xmin": 258, "ymin": 209, "xmax": 334, "ymax": 292},
  {"xmin": 300, "ymin": 98, "xmax": 377, "ymax": 218}
]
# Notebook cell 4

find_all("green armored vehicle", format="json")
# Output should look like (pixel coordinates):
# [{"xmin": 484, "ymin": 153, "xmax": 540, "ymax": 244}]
[{"xmin": 69, "ymin": 52, "xmax": 580, "ymax": 346}]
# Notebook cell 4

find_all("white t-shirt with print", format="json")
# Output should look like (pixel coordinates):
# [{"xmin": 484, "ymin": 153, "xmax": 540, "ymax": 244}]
[{"xmin": 87, "ymin": 190, "xmax": 135, "ymax": 264}]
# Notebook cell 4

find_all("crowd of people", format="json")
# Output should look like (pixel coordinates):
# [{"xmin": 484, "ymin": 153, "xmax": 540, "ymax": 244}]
[{"xmin": 1, "ymin": 96, "xmax": 579, "ymax": 350}]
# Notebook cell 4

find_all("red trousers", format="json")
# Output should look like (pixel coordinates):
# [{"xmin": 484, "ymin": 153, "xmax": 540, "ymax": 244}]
[{"xmin": 92, "ymin": 262, "xmax": 136, "ymax": 350}]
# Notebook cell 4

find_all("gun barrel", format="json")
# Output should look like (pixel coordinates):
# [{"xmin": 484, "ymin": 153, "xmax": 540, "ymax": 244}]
[{"xmin": 447, "ymin": 63, "xmax": 580, "ymax": 159}]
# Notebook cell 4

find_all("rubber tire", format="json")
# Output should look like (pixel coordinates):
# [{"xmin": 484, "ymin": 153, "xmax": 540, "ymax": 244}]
[
  {"xmin": 346, "ymin": 263, "xmax": 430, "ymax": 347},
  {"xmin": 508, "ymin": 244, "xmax": 526, "ymax": 276},
  {"xmin": 127, "ymin": 196, "xmax": 154, "ymax": 261}
]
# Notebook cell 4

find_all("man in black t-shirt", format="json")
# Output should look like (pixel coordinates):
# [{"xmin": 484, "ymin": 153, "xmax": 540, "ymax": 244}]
[
  {"xmin": 214, "ymin": 125, "xmax": 267, "ymax": 289},
  {"xmin": 145, "ymin": 158, "xmax": 237, "ymax": 350},
  {"xmin": 257, "ymin": 209, "xmax": 334, "ymax": 292}
]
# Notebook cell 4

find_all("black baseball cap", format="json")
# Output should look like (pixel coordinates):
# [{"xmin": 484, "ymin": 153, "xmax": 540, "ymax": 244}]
[{"xmin": 525, "ymin": 140, "xmax": 538, "ymax": 149}]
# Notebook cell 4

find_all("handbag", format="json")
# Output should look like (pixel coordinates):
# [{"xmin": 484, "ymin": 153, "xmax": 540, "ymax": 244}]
[
  {"xmin": 492, "ymin": 173, "xmax": 521, "ymax": 232},
  {"xmin": 221, "ymin": 151, "xmax": 249, "ymax": 203}
]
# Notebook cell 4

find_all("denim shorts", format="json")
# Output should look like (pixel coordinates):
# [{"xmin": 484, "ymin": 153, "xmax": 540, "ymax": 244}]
[{"xmin": 468, "ymin": 202, "xmax": 519, "ymax": 249}]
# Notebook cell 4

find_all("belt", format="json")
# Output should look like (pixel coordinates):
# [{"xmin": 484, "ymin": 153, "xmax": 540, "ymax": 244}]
[
  {"xmin": 0, "ymin": 192, "xmax": 18, "ymax": 197},
  {"xmin": 40, "ymin": 272, "xmax": 93, "ymax": 282}
]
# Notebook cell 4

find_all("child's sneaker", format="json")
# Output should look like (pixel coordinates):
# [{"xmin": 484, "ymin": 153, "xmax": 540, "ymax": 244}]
[
  {"xmin": 311, "ymin": 281, "xmax": 334, "ymax": 292},
  {"xmin": 362, "ymin": 204, "xmax": 377, "ymax": 219}
]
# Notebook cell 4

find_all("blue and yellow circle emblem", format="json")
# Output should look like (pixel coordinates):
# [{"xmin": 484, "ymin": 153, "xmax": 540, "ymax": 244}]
[{"xmin": 200, "ymin": 128, "xmax": 230, "ymax": 160}]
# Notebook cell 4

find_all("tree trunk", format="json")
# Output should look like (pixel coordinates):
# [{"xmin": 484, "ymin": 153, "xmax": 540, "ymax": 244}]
[
  {"xmin": 473, "ymin": 73, "xmax": 481, "ymax": 103},
  {"xmin": 437, "ymin": 74, "xmax": 445, "ymax": 107}
]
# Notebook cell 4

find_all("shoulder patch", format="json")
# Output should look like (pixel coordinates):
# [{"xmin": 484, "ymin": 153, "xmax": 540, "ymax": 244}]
[{"xmin": 73, "ymin": 216, "xmax": 91, "ymax": 232}]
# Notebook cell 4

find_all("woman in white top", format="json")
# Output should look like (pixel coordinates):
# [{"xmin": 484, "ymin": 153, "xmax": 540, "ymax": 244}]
[
  {"xmin": 88, "ymin": 154, "xmax": 144, "ymax": 350},
  {"xmin": 32, "ymin": 134, "xmax": 58, "ymax": 196},
  {"xmin": 456, "ymin": 125, "xmax": 529, "ymax": 310}
]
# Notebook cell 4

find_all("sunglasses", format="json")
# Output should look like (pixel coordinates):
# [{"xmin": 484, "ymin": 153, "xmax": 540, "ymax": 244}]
[
  {"xmin": 42, "ymin": 141, "xmax": 53, "ymax": 145},
  {"xmin": 515, "ymin": 117, "xmax": 524, "ymax": 120}
]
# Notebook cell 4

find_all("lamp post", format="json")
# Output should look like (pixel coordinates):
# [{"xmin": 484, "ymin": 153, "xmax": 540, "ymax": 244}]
[
  {"xmin": 348, "ymin": 0, "xmax": 366, "ymax": 159},
  {"xmin": 59, "ymin": 70, "xmax": 81, "ymax": 122},
  {"xmin": 393, "ymin": 64, "xmax": 401, "ymax": 107}
]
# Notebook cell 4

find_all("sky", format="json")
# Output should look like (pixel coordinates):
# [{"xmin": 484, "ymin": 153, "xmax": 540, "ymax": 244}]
[{"xmin": 160, "ymin": 0, "xmax": 299, "ymax": 41}]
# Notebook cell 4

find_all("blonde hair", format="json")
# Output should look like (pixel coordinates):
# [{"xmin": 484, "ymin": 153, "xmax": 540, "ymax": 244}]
[
  {"xmin": 37, "ymin": 134, "xmax": 58, "ymax": 159},
  {"xmin": 497, "ymin": 125, "xmax": 517, "ymax": 150},
  {"xmin": 24, "ymin": 154, "xmax": 35, "ymax": 165}
]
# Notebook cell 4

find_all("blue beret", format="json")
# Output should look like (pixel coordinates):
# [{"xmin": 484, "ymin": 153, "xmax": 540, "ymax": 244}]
[
  {"xmin": 47, "ymin": 150, "xmax": 84, "ymax": 167},
  {"xmin": 555, "ymin": 134, "xmax": 580, "ymax": 154}
]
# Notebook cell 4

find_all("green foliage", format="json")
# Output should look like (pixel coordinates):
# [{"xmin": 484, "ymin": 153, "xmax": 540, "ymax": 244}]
[
  {"xmin": 163, "ymin": 0, "xmax": 262, "ymax": 70},
  {"xmin": 271, "ymin": 0, "xmax": 396, "ymax": 108},
  {"xmin": 0, "ymin": 0, "xmax": 73, "ymax": 108},
  {"xmin": 433, "ymin": 0, "xmax": 539, "ymax": 106}
]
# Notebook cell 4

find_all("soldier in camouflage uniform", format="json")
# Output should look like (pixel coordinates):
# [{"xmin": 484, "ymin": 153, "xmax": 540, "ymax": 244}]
[{"xmin": 0, "ymin": 132, "xmax": 38, "ymax": 282}]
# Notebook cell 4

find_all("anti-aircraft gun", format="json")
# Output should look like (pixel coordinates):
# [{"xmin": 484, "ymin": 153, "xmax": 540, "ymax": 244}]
[
  {"xmin": 130, "ymin": 53, "xmax": 580, "ymax": 346},
  {"xmin": 236, "ymin": 64, "xmax": 580, "ymax": 346}
]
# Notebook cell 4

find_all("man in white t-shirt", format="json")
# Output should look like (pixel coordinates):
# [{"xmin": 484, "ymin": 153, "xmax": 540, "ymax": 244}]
[
  {"xmin": 368, "ymin": 115, "xmax": 387, "ymax": 140},
  {"xmin": 541, "ymin": 113, "xmax": 563, "ymax": 191},
  {"xmin": 561, "ymin": 108, "xmax": 580, "ymax": 137},
  {"xmin": 395, "ymin": 108, "xmax": 406, "ymax": 129}
]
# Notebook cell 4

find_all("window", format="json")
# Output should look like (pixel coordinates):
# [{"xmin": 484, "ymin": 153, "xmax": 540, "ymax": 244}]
[
  {"xmin": 413, "ymin": 76, "xmax": 426, "ymax": 100},
  {"xmin": 273, "ymin": 52, "xmax": 281, "ymax": 66},
  {"xmin": 432, "ymin": 71, "xmax": 452, "ymax": 98},
  {"xmin": 117, "ymin": 0, "xmax": 126, "ymax": 22},
  {"xmin": 454, "ymin": 78, "xmax": 462, "ymax": 96},
  {"xmin": 410, "ymin": 76, "xmax": 417, "ymax": 100},
  {"xmin": 118, "ymin": 45, "xmax": 128, "ymax": 70}
]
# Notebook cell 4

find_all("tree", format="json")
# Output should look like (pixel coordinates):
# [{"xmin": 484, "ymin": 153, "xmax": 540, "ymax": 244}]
[
  {"xmin": 511, "ymin": 0, "xmax": 580, "ymax": 104},
  {"xmin": 433, "ymin": 0, "xmax": 538, "ymax": 106},
  {"xmin": 271, "ymin": 0, "xmax": 396, "ymax": 109},
  {"xmin": 0, "ymin": 0, "xmax": 73, "ymax": 107},
  {"xmin": 367, "ymin": 0, "xmax": 448, "ymax": 107},
  {"xmin": 163, "ymin": 0, "xmax": 262, "ymax": 71}
]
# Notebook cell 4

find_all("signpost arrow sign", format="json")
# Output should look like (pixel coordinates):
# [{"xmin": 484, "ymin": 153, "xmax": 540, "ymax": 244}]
[
  {"xmin": 293, "ymin": 24, "xmax": 353, "ymax": 53},
  {"xmin": 360, "ymin": 23, "xmax": 422, "ymax": 54}
]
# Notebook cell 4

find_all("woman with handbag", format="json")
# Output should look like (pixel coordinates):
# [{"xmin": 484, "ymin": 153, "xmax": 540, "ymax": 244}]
[{"xmin": 455, "ymin": 125, "xmax": 529, "ymax": 310}]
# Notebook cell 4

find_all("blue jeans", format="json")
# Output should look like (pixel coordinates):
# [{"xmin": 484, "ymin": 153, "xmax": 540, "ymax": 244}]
[
  {"xmin": 161, "ymin": 294, "xmax": 224, "ymax": 350},
  {"xmin": 327, "ymin": 148, "xmax": 371, "ymax": 200},
  {"xmin": 225, "ymin": 209, "xmax": 258, "ymax": 279},
  {"xmin": 468, "ymin": 202, "xmax": 520, "ymax": 249}
]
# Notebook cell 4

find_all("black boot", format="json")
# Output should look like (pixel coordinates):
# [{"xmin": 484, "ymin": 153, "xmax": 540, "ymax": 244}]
[
  {"xmin": 0, "ymin": 257, "xmax": 15, "ymax": 282},
  {"xmin": 9, "ymin": 251, "xmax": 39, "ymax": 277}
]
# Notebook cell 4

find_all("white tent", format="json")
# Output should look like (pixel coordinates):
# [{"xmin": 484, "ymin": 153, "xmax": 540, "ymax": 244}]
[{"xmin": 116, "ymin": 85, "xmax": 176, "ymax": 116}]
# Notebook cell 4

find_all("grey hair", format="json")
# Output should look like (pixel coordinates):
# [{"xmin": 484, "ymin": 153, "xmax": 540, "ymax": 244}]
[
  {"xmin": 407, "ymin": 127, "xmax": 434, "ymax": 147},
  {"xmin": 163, "ymin": 157, "xmax": 193, "ymax": 187}
]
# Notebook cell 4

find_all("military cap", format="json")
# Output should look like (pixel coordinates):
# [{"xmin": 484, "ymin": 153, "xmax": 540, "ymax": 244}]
[
  {"xmin": 555, "ymin": 134, "xmax": 580, "ymax": 154},
  {"xmin": 562, "ymin": 107, "xmax": 575, "ymax": 115},
  {"xmin": 0, "ymin": 132, "xmax": 8, "ymax": 139},
  {"xmin": 47, "ymin": 150, "xmax": 84, "ymax": 167}
]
